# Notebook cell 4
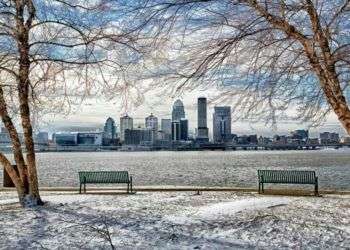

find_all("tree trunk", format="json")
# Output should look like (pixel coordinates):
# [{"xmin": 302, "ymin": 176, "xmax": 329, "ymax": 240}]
[
  {"xmin": 0, "ymin": 87, "xmax": 29, "ymax": 193},
  {"xmin": 14, "ymin": 0, "xmax": 43, "ymax": 206}
]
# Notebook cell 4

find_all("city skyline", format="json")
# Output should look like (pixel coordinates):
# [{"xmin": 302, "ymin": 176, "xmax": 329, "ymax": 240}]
[{"xmin": 40, "ymin": 93, "xmax": 348, "ymax": 138}]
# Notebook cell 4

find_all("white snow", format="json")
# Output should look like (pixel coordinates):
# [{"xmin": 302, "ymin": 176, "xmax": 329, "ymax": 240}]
[
  {"xmin": 0, "ymin": 191, "xmax": 349, "ymax": 249},
  {"xmin": 195, "ymin": 197, "xmax": 292, "ymax": 219}
]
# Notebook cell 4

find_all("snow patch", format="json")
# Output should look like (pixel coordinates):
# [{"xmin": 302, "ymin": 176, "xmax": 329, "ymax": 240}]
[{"xmin": 195, "ymin": 197, "xmax": 292, "ymax": 219}]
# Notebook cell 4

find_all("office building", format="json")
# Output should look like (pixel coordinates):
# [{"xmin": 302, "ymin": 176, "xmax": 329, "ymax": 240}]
[
  {"xmin": 213, "ymin": 106, "xmax": 231, "ymax": 143},
  {"xmin": 54, "ymin": 133, "xmax": 78, "ymax": 145},
  {"xmin": 77, "ymin": 132, "xmax": 102, "ymax": 145},
  {"xmin": 171, "ymin": 121, "xmax": 180, "ymax": 141},
  {"xmin": 161, "ymin": 119, "xmax": 172, "ymax": 135},
  {"xmin": 180, "ymin": 119, "xmax": 189, "ymax": 140},
  {"xmin": 120, "ymin": 114, "xmax": 133, "ymax": 142},
  {"xmin": 103, "ymin": 117, "xmax": 116, "ymax": 140},
  {"xmin": 35, "ymin": 132, "xmax": 49, "ymax": 145},
  {"xmin": 124, "ymin": 129, "xmax": 153, "ymax": 145},
  {"xmin": 145, "ymin": 113, "xmax": 158, "ymax": 130},
  {"xmin": 197, "ymin": 97, "xmax": 209, "ymax": 140},
  {"xmin": 172, "ymin": 99, "xmax": 185, "ymax": 121},
  {"xmin": 320, "ymin": 132, "xmax": 340, "ymax": 144}
]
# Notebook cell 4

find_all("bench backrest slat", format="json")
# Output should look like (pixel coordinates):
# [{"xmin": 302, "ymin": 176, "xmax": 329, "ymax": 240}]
[
  {"xmin": 79, "ymin": 171, "xmax": 130, "ymax": 183},
  {"xmin": 258, "ymin": 170, "xmax": 316, "ymax": 184}
]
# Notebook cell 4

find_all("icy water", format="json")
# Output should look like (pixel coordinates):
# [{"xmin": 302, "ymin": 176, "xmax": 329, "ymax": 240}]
[{"xmin": 1, "ymin": 149, "xmax": 350, "ymax": 190}]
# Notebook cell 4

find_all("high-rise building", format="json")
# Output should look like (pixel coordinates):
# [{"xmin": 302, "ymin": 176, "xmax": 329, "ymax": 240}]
[
  {"xmin": 145, "ymin": 113, "xmax": 158, "ymax": 130},
  {"xmin": 161, "ymin": 119, "xmax": 172, "ymax": 135},
  {"xmin": 180, "ymin": 119, "xmax": 188, "ymax": 141},
  {"xmin": 103, "ymin": 117, "xmax": 116, "ymax": 140},
  {"xmin": 197, "ymin": 97, "xmax": 208, "ymax": 140},
  {"xmin": 120, "ymin": 114, "xmax": 133, "ymax": 142},
  {"xmin": 124, "ymin": 128, "xmax": 153, "ymax": 145},
  {"xmin": 171, "ymin": 121, "xmax": 180, "ymax": 141},
  {"xmin": 172, "ymin": 99, "xmax": 185, "ymax": 121},
  {"xmin": 213, "ymin": 106, "xmax": 231, "ymax": 143}
]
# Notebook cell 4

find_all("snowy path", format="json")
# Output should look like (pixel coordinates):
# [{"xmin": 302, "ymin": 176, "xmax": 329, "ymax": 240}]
[{"xmin": 0, "ymin": 191, "xmax": 349, "ymax": 249}]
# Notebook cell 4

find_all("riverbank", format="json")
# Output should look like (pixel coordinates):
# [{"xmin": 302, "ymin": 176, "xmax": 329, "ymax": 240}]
[
  {"xmin": 1, "ymin": 186, "xmax": 350, "ymax": 195},
  {"xmin": 0, "ymin": 191, "xmax": 349, "ymax": 249}
]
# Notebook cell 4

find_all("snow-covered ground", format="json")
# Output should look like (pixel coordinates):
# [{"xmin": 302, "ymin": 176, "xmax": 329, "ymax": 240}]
[{"xmin": 0, "ymin": 191, "xmax": 349, "ymax": 249}]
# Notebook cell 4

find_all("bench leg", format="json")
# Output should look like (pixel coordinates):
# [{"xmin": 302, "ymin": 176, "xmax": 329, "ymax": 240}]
[
  {"xmin": 79, "ymin": 183, "xmax": 82, "ymax": 194},
  {"xmin": 84, "ymin": 183, "xmax": 86, "ymax": 194},
  {"xmin": 130, "ymin": 178, "xmax": 133, "ymax": 193},
  {"xmin": 258, "ymin": 182, "xmax": 261, "ymax": 194},
  {"xmin": 127, "ymin": 183, "xmax": 130, "ymax": 194},
  {"xmin": 315, "ymin": 181, "xmax": 319, "ymax": 196},
  {"xmin": 261, "ymin": 183, "xmax": 264, "ymax": 193}
]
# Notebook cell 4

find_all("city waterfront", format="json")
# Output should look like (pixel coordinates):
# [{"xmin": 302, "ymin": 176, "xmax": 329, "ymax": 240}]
[{"xmin": 1, "ymin": 150, "xmax": 349, "ymax": 190}]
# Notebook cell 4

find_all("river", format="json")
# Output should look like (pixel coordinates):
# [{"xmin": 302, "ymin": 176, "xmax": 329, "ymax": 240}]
[{"xmin": 1, "ymin": 149, "xmax": 350, "ymax": 190}]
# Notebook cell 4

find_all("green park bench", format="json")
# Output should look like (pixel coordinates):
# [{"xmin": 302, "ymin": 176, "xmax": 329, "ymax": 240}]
[
  {"xmin": 257, "ymin": 170, "xmax": 319, "ymax": 196},
  {"xmin": 78, "ymin": 171, "xmax": 133, "ymax": 194}
]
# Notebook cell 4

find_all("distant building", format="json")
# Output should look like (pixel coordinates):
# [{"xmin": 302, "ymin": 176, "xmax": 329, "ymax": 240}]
[
  {"xmin": 320, "ymin": 132, "xmax": 340, "ymax": 144},
  {"xmin": 197, "ymin": 97, "xmax": 208, "ymax": 140},
  {"xmin": 120, "ymin": 114, "xmax": 133, "ymax": 143},
  {"xmin": 172, "ymin": 99, "xmax": 185, "ymax": 121},
  {"xmin": 103, "ymin": 117, "xmax": 116, "ymax": 140},
  {"xmin": 258, "ymin": 136, "xmax": 272, "ymax": 145},
  {"xmin": 273, "ymin": 135, "xmax": 288, "ymax": 145},
  {"xmin": 124, "ymin": 129, "xmax": 153, "ymax": 145},
  {"xmin": 0, "ymin": 133, "xmax": 11, "ymax": 144},
  {"xmin": 145, "ymin": 113, "xmax": 158, "ymax": 130},
  {"xmin": 307, "ymin": 138, "xmax": 320, "ymax": 145},
  {"xmin": 213, "ymin": 106, "xmax": 231, "ymax": 143},
  {"xmin": 36, "ymin": 132, "xmax": 49, "ymax": 145},
  {"xmin": 161, "ymin": 119, "xmax": 172, "ymax": 135},
  {"xmin": 54, "ymin": 133, "xmax": 78, "ymax": 145},
  {"xmin": 77, "ymin": 132, "xmax": 102, "ymax": 145},
  {"xmin": 291, "ymin": 130, "xmax": 309, "ymax": 141},
  {"xmin": 171, "ymin": 121, "xmax": 180, "ymax": 141},
  {"xmin": 180, "ymin": 119, "xmax": 189, "ymax": 140}
]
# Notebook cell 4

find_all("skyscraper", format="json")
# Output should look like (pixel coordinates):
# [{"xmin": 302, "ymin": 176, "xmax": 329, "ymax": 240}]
[
  {"xmin": 103, "ymin": 117, "xmax": 116, "ymax": 140},
  {"xmin": 180, "ymin": 118, "xmax": 189, "ymax": 141},
  {"xmin": 197, "ymin": 97, "xmax": 208, "ymax": 140},
  {"xmin": 172, "ymin": 99, "xmax": 185, "ymax": 121},
  {"xmin": 171, "ymin": 121, "xmax": 180, "ymax": 141},
  {"xmin": 213, "ymin": 106, "xmax": 232, "ymax": 143},
  {"xmin": 120, "ymin": 114, "xmax": 133, "ymax": 142},
  {"xmin": 161, "ymin": 119, "xmax": 172, "ymax": 135},
  {"xmin": 145, "ymin": 113, "xmax": 158, "ymax": 130}
]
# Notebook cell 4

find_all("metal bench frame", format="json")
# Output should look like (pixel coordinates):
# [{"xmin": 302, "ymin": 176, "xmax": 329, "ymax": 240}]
[
  {"xmin": 258, "ymin": 170, "xmax": 319, "ymax": 196},
  {"xmin": 78, "ymin": 171, "xmax": 133, "ymax": 194}
]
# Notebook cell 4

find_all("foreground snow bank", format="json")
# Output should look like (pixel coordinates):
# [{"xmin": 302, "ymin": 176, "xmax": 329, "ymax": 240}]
[{"xmin": 0, "ymin": 191, "xmax": 349, "ymax": 249}]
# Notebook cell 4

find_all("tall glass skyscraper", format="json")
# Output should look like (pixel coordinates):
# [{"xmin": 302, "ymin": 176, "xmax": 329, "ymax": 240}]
[
  {"xmin": 197, "ymin": 97, "xmax": 208, "ymax": 140},
  {"xmin": 103, "ymin": 117, "xmax": 116, "ymax": 140},
  {"xmin": 145, "ymin": 113, "xmax": 158, "ymax": 130},
  {"xmin": 213, "ymin": 106, "xmax": 231, "ymax": 143},
  {"xmin": 172, "ymin": 99, "xmax": 185, "ymax": 121},
  {"xmin": 120, "ymin": 114, "xmax": 133, "ymax": 142}
]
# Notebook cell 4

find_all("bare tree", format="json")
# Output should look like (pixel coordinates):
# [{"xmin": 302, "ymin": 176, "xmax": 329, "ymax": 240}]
[
  {"xmin": 127, "ymin": 0, "xmax": 350, "ymax": 134},
  {"xmin": 0, "ymin": 0, "xmax": 141, "ymax": 206}
]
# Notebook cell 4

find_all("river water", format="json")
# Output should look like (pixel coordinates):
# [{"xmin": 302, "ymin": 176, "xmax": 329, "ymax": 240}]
[{"xmin": 1, "ymin": 149, "xmax": 350, "ymax": 190}]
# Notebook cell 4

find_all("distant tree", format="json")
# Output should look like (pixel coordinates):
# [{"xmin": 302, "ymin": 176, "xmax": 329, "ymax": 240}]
[
  {"xmin": 0, "ymin": 0, "xmax": 140, "ymax": 206},
  {"xmin": 128, "ymin": 0, "xmax": 350, "ymax": 134}
]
